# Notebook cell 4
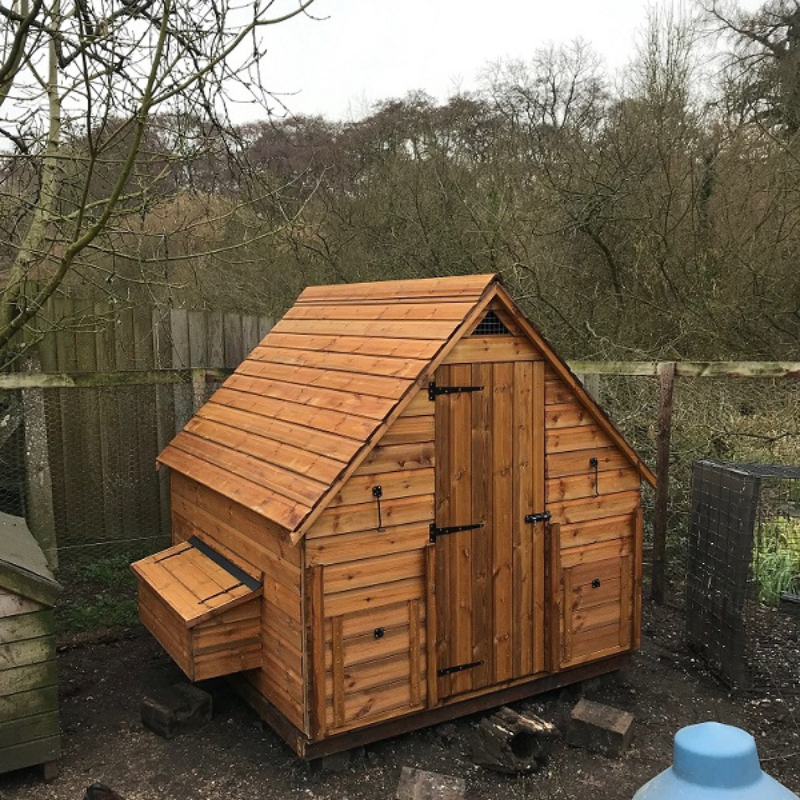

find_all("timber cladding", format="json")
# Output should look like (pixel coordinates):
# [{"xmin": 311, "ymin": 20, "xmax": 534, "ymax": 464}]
[
  {"xmin": 133, "ymin": 274, "xmax": 655, "ymax": 757},
  {"xmin": 0, "ymin": 513, "xmax": 61, "ymax": 777}
]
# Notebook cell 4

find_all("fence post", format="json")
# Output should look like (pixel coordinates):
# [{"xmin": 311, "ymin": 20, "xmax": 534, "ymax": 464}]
[
  {"xmin": 20, "ymin": 356, "xmax": 58, "ymax": 569},
  {"xmin": 651, "ymin": 361, "xmax": 676, "ymax": 605}
]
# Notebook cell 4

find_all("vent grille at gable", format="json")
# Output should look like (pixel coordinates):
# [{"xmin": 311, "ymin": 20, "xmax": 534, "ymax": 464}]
[{"xmin": 472, "ymin": 310, "xmax": 511, "ymax": 336}]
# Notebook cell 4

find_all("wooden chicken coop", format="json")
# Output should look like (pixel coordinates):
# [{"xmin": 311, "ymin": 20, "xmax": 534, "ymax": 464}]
[{"xmin": 133, "ymin": 274, "xmax": 655, "ymax": 758}]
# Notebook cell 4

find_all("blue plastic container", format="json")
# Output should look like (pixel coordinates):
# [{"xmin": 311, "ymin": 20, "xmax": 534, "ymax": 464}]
[{"xmin": 633, "ymin": 722, "xmax": 798, "ymax": 799}]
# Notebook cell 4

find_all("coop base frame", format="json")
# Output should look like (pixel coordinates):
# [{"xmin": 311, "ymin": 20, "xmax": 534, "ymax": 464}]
[{"xmin": 230, "ymin": 652, "xmax": 631, "ymax": 759}]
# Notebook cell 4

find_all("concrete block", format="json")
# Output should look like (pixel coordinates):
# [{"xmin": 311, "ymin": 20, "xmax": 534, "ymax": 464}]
[
  {"xmin": 141, "ymin": 683, "xmax": 212, "ymax": 739},
  {"xmin": 565, "ymin": 699, "xmax": 634, "ymax": 757},
  {"xmin": 396, "ymin": 767, "xmax": 465, "ymax": 800}
]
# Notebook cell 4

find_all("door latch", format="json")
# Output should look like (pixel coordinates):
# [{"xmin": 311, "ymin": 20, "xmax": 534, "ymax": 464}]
[{"xmin": 524, "ymin": 511, "xmax": 552, "ymax": 524}]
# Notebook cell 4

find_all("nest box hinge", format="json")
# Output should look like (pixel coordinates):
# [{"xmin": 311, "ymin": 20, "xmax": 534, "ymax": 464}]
[
  {"xmin": 428, "ymin": 382, "xmax": 484, "ymax": 401},
  {"xmin": 437, "ymin": 660, "xmax": 484, "ymax": 677},
  {"xmin": 429, "ymin": 522, "xmax": 484, "ymax": 542}
]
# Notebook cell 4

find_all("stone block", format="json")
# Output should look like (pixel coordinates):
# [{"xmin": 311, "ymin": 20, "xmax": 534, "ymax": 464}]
[
  {"xmin": 396, "ymin": 767, "xmax": 465, "ymax": 800},
  {"xmin": 565, "ymin": 699, "xmax": 634, "ymax": 757},
  {"xmin": 141, "ymin": 683, "xmax": 212, "ymax": 739}
]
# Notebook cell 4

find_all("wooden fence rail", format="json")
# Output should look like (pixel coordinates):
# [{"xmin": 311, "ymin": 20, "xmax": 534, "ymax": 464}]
[
  {"xmin": 575, "ymin": 361, "xmax": 800, "ymax": 604},
  {"xmin": 4, "ymin": 351, "xmax": 798, "ymax": 595}
]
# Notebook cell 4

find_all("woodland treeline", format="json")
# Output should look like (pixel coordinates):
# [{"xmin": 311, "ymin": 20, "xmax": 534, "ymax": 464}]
[{"xmin": 2, "ymin": 1, "xmax": 800, "ymax": 362}]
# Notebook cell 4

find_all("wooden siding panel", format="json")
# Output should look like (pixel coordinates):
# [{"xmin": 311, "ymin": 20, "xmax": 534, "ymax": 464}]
[
  {"xmin": 328, "ymin": 469, "xmax": 434, "ymax": 509},
  {"xmin": 353, "ymin": 442, "xmax": 435, "ymax": 476},
  {"xmin": 172, "ymin": 475, "xmax": 300, "ymax": 567},
  {"xmin": 547, "ymin": 447, "xmax": 631, "ymax": 480},
  {"xmin": 324, "ymin": 577, "xmax": 424, "ymax": 617},
  {"xmin": 324, "ymin": 551, "xmax": 425, "ymax": 595},
  {"xmin": 308, "ymin": 495, "xmax": 434, "ymax": 538},
  {"xmin": 379, "ymin": 416, "xmax": 435, "ymax": 447},
  {"xmin": 442, "ymin": 336, "xmax": 541, "ymax": 364},
  {"xmin": 546, "ymin": 468, "xmax": 641, "ymax": 503},
  {"xmin": 307, "ymin": 522, "xmax": 430, "ymax": 567},
  {"xmin": 166, "ymin": 476, "xmax": 304, "ymax": 727}
]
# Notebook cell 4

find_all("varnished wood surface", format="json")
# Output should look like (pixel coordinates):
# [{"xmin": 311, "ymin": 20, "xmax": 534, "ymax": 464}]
[{"xmin": 158, "ymin": 275, "xmax": 497, "ymax": 534}]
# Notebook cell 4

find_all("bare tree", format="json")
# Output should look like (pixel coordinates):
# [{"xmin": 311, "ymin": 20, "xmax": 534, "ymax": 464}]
[
  {"xmin": 706, "ymin": 0, "xmax": 800, "ymax": 134},
  {"xmin": 0, "ymin": 0, "xmax": 317, "ymax": 363}
]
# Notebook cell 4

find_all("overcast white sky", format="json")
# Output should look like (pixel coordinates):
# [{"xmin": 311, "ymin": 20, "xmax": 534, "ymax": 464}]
[{"xmin": 250, "ymin": 0, "xmax": 762, "ymax": 122}]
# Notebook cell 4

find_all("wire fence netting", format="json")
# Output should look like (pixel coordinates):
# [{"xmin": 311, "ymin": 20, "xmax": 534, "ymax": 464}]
[{"xmin": 1, "ymin": 371, "xmax": 797, "ymax": 665}]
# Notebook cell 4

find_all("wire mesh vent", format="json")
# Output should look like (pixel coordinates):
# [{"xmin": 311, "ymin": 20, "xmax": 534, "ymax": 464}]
[{"xmin": 472, "ymin": 310, "xmax": 511, "ymax": 336}]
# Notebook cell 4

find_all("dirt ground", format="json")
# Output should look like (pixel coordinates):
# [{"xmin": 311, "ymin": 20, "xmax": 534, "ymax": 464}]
[{"xmin": 2, "ymin": 602, "xmax": 798, "ymax": 800}]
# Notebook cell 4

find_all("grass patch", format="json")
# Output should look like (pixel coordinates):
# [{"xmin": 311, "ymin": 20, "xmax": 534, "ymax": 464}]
[
  {"xmin": 79, "ymin": 553, "xmax": 137, "ymax": 587},
  {"xmin": 61, "ymin": 595, "xmax": 140, "ymax": 632},
  {"xmin": 58, "ymin": 553, "xmax": 140, "ymax": 633},
  {"xmin": 753, "ymin": 519, "xmax": 800, "ymax": 606}
]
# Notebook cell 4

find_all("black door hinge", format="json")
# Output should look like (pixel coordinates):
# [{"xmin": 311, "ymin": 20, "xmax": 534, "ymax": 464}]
[
  {"xmin": 437, "ymin": 660, "xmax": 484, "ymax": 677},
  {"xmin": 524, "ymin": 511, "xmax": 552, "ymax": 525},
  {"xmin": 429, "ymin": 522, "xmax": 484, "ymax": 542},
  {"xmin": 428, "ymin": 382, "xmax": 484, "ymax": 401}
]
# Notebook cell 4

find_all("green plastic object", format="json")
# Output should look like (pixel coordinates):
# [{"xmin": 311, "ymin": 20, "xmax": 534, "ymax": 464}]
[{"xmin": 633, "ymin": 722, "xmax": 798, "ymax": 799}]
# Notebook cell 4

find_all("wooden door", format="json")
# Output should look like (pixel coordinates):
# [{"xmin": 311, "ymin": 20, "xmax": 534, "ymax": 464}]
[{"xmin": 432, "ymin": 359, "xmax": 546, "ymax": 699}]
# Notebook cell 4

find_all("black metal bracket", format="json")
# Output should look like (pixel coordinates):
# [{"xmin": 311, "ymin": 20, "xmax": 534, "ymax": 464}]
[
  {"xmin": 374, "ymin": 627, "xmax": 385, "ymax": 639},
  {"xmin": 429, "ymin": 522, "xmax": 484, "ymax": 542},
  {"xmin": 590, "ymin": 456, "xmax": 599, "ymax": 496},
  {"xmin": 188, "ymin": 536, "xmax": 261, "ymax": 591},
  {"xmin": 524, "ymin": 511, "xmax": 552, "ymax": 525},
  {"xmin": 428, "ymin": 382, "xmax": 484, "ymax": 401},
  {"xmin": 592, "ymin": 578, "xmax": 601, "ymax": 589},
  {"xmin": 437, "ymin": 660, "xmax": 484, "ymax": 677},
  {"xmin": 372, "ymin": 485, "xmax": 384, "ymax": 531}
]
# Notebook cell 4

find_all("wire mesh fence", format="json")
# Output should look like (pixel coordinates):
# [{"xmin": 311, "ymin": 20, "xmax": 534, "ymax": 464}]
[
  {"xmin": 686, "ymin": 460, "xmax": 800, "ymax": 694},
  {"xmin": 2, "ymin": 357, "xmax": 799, "ymax": 650}
]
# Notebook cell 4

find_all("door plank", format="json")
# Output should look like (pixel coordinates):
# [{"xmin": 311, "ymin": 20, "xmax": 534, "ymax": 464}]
[
  {"xmin": 491, "ymin": 362, "xmax": 514, "ymax": 684},
  {"xmin": 449, "ymin": 363, "xmax": 474, "ymax": 696},
  {"xmin": 532, "ymin": 360, "xmax": 546, "ymax": 674},
  {"xmin": 512, "ymin": 361, "xmax": 534, "ymax": 677},
  {"xmin": 470, "ymin": 362, "xmax": 493, "ymax": 690}
]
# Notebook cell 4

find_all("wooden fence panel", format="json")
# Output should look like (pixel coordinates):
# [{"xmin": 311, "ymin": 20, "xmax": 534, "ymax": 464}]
[{"xmin": 8, "ymin": 300, "xmax": 271, "ymax": 567}]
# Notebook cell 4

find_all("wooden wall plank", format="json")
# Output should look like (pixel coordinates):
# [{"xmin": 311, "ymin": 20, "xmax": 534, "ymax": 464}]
[
  {"xmin": 323, "ymin": 550, "xmax": 424, "ymax": 595},
  {"xmin": 442, "ymin": 336, "xmax": 541, "ymax": 364},
  {"xmin": 309, "ymin": 565, "xmax": 326, "ymax": 738},
  {"xmin": 307, "ymin": 521, "xmax": 430, "ymax": 567},
  {"xmin": 353, "ymin": 442, "xmax": 435, "ymax": 476},
  {"xmin": 309, "ymin": 495, "xmax": 434, "ymax": 538},
  {"xmin": 425, "ymin": 544, "xmax": 438, "ymax": 708},
  {"xmin": 328, "ymin": 469, "xmax": 434, "ymax": 509}
]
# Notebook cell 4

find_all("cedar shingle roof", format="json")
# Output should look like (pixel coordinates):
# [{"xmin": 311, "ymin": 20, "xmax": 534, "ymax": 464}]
[{"xmin": 157, "ymin": 274, "xmax": 498, "ymax": 532}]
